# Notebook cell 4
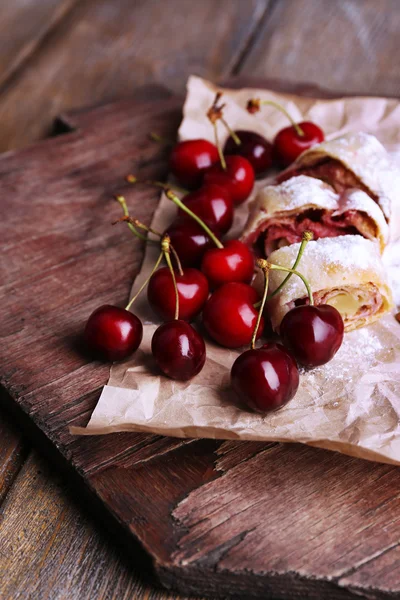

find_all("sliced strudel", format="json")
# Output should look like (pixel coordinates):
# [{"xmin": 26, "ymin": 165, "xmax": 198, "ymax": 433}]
[
  {"xmin": 242, "ymin": 175, "xmax": 388, "ymax": 255},
  {"xmin": 267, "ymin": 236, "xmax": 393, "ymax": 333},
  {"xmin": 277, "ymin": 132, "xmax": 400, "ymax": 241}
]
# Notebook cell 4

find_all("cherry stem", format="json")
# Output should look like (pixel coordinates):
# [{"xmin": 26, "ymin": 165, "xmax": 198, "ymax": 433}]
[
  {"xmin": 251, "ymin": 261, "xmax": 270, "ymax": 350},
  {"xmin": 125, "ymin": 250, "xmax": 164, "ymax": 311},
  {"xmin": 266, "ymin": 230, "xmax": 312, "ymax": 301},
  {"xmin": 126, "ymin": 174, "xmax": 189, "ymax": 195},
  {"xmin": 170, "ymin": 246, "xmax": 184, "ymax": 277},
  {"xmin": 213, "ymin": 122, "xmax": 226, "ymax": 170},
  {"xmin": 161, "ymin": 235, "xmax": 180, "ymax": 320},
  {"xmin": 149, "ymin": 132, "xmax": 175, "ymax": 146},
  {"xmin": 255, "ymin": 99, "xmax": 304, "ymax": 137},
  {"xmin": 114, "ymin": 195, "xmax": 151, "ymax": 242},
  {"xmin": 221, "ymin": 118, "xmax": 241, "ymax": 146},
  {"xmin": 269, "ymin": 264, "xmax": 314, "ymax": 306},
  {"xmin": 115, "ymin": 215, "xmax": 162, "ymax": 239},
  {"xmin": 165, "ymin": 189, "xmax": 224, "ymax": 249}
]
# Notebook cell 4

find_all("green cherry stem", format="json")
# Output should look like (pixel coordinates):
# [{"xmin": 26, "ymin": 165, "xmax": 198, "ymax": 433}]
[
  {"xmin": 161, "ymin": 235, "xmax": 180, "ymax": 320},
  {"xmin": 248, "ymin": 98, "xmax": 305, "ymax": 137},
  {"xmin": 212, "ymin": 122, "xmax": 226, "ymax": 170},
  {"xmin": 221, "ymin": 117, "xmax": 241, "ymax": 146},
  {"xmin": 126, "ymin": 174, "xmax": 189, "ymax": 196},
  {"xmin": 114, "ymin": 195, "xmax": 150, "ymax": 242},
  {"xmin": 266, "ymin": 230, "xmax": 313, "ymax": 301},
  {"xmin": 251, "ymin": 260, "xmax": 270, "ymax": 350},
  {"xmin": 149, "ymin": 132, "xmax": 175, "ymax": 146},
  {"xmin": 269, "ymin": 264, "xmax": 314, "ymax": 306},
  {"xmin": 125, "ymin": 250, "xmax": 164, "ymax": 312},
  {"xmin": 165, "ymin": 189, "xmax": 223, "ymax": 249}
]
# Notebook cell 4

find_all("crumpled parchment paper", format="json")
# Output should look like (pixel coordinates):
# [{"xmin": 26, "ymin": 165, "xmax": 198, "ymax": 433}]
[{"xmin": 71, "ymin": 76, "xmax": 400, "ymax": 465}]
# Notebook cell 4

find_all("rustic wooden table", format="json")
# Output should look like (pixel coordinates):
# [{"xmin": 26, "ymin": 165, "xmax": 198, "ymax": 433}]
[{"xmin": 1, "ymin": 1, "xmax": 400, "ymax": 598}]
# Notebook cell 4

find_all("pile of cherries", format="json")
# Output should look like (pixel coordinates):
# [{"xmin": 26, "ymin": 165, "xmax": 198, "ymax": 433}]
[{"xmin": 84, "ymin": 92, "xmax": 341, "ymax": 414}]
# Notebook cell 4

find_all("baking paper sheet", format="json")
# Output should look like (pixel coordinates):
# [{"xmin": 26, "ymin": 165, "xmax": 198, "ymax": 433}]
[{"xmin": 72, "ymin": 76, "xmax": 400, "ymax": 465}]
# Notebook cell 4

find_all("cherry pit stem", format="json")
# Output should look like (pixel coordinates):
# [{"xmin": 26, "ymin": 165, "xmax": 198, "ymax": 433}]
[
  {"xmin": 206, "ymin": 92, "xmax": 241, "ymax": 171},
  {"xmin": 267, "ymin": 230, "xmax": 313, "ymax": 301},
  {"xmin": 114, "ymin": 195, "xmax": 150, "ymax": 242},
  {"xmin": 125, "ymin": 250, "xmax": 164, "ymax": 312},
  {"xmin": 247, "ymin": 98, "xmax": 305, "ymax": 137},
  {"xmin": 269, "ymin": 264, "xmax": 314, "ymax": 306},
  {"xmin": 126, "ymin": 174, "xmax": 189, "ymax": 195},
  {"xmin": 251, "ymin": 260, "xmax": 270, "ymax": 350},
  {"xmin": 162, "ymin": 235, "xmax": 180, "ymax": 320},
  {"xmin": 165, "ymin": 189, "xmax": 223, "ymax": 249}
]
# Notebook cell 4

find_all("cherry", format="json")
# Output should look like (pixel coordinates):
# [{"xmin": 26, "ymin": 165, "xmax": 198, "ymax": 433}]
[
  {"xmin": 151, "ymin": 320, "xmax": 206, "ymax": 380},
  {"xmin": 224, "ymin": 130, "xmax": 273, "ymax": 176},
  {"xmin": 179, "ymin": 183, "xmax": 233, "ymax": 234},
  {"xmin": 169, "ymin": 139, "xmax": 219, "ymax": 189},
  {"xmin": 231, "ymin": 343, "xmax": 299, "ymax": 413},
  {"xmin": 201, "ymin": 239, "xmax": 254, "ymax": 289},
  {"xmin": 280, "ymin": 304, "xmax": 344, "ymax": 367},
  {"xmin": 202, "ymin": 282, "xmax": 264, "ymax": 348},
  {"xmin": 273, "ymin": 122, "xmax": 324, "ymax": 167},
  {"xmin": 147, "ymin": 267, "xmax": 209, "ymax": 322},
  {"xmin": 203, "ymin": 155, "xmax": 255, "ymax": 205},
  {"xmin": 165, "ymin": 217, "xmax": 217, "ymax": 267},
  {"xmin": 84, "ymin": 305, "xmax": 143, "ymax": 361}
]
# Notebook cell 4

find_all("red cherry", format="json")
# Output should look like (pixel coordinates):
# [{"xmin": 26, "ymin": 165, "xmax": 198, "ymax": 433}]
[
  {"xmin": 273, "ymin": 121, "xmax": 324, "ymax": 167},
  {"xmin": 224, "ymin": 130, "xmax": 273, "ymax": 176},
  {"xmin": 151, "ymin": 320, "xmax": 206, "ymax": 380},
  {"xmin": 165, "ymin": 217, "xmax": 218, "ymax": 267},
  {"xmin": 202, "ymin": 282, "xmax": 264, "ymax": 348},
  {"xmin": 179, "ymin": 184, "xmax": 233, "ymax": 234},
  {"xmin": 280, "ymin": 304, "xmax": 344, "ymax": 367},
  {"xmin": 147, "ymin": 267, "xmax": 209, "ymax": 322},
  {"xmin": 203, "ymin": 155, "xmax": 255, "ymax": 205},
  {"xmin": 84, "ymin": 305, "xmax": 143, "ymax": 361},
  {"xmin": 169, "ymin": 139, "xmax": 219, "ymax": 189},
  {"xmin": 231, "ymin": 343, "xmax": 299, "ymax": 413},
  {"xmin": 201, "ymin": 239, "xmax": 254, "ymax": 289}
]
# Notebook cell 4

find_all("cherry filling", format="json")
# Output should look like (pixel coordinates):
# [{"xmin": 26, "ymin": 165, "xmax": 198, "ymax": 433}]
[{"xmin": 251, "ymin": 207, "xmax": 376, "ymax": 256}]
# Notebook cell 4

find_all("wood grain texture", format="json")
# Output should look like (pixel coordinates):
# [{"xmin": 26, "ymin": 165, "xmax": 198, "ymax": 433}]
[
  {"xmin": 0, "ymin": 0, "xmax": 270, "ymax": 151},
  {"xmin": 1, "ymin": 90, "xmax": 400, "ymax": 599},
  {"xmin": 0, "ymin": 405, "xmax": 29, "ymax": 505},
  {"xmin": 243, "ymin": 0, "xmax": 400, "ymax": 97},
  {"xmin": 0, "ymin": 0, "xmax": 78, "ymax": 91},
  {"xmin": 0, "ymin": 451, "xmax": 204, "ymax": 600}
]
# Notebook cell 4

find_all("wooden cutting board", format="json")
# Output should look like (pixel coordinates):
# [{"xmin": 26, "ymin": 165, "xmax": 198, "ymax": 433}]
[{"xmin": 1, "ymin": 80, "xmax": 400, "ymax": 600}]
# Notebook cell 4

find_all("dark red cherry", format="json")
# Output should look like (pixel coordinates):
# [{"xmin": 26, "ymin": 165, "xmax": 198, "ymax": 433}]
[
  {"xmin": 202, "ymin": 282, "xmax": 264, "ymax": 348},
  {"xmin": 151, "ymin": 320, "xmax": 206, "ymax": 380},
  {"xmin": 224, "ymin": 130, "xmax": 273, "ymax": 176},
  {"xmin": 201, "ymin": 239, "xmax": 254, "ymax": 289},
  {"xmin": 147, "ymin": 267, "xmax": 209, "ymax": 322},
  {"xmin": 231, "ymin": 343, "xmax": 299, "ymax": 413},
  {"xmin": 280, "ymin": 304, "xmax": 344, "ymax": 367},
  {"xmin": 169, "ymin": 139, "xmax": 219, "ymax": 189},
  {"xmin": 165, "ymin": 217, "xmax": 218, "ymax": 267},
  {"xmin": 84, "ymin": 305, "xmax": 143, "ymax": 361},
  {"xmin": 203, "ymin": 155, "xmax": 255, "ymax": 205},
  {"xmin": 179, "ymin": 183, "xmax": 233, "ymax": 234},
  {"xmin": 273, "ymin": 121, "xmax": 324, "ymax": 167}
]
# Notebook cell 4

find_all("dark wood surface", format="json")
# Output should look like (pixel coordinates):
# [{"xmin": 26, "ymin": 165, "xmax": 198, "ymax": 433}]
[{"xmin": 1, "ymin": 1, "xmax": 400, "ymax": 598}]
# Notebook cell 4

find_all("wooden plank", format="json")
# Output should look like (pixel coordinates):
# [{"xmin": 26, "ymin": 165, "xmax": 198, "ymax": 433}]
[
  {"xmin": 1, "ymin": 86, "xmax": 400, "ymax": 598},
  {"xmin": 0, "ymin": 403, "xmax": 29, "ymax": 505},
  {"xmin": 0, "ymin": 0, "xmax": 270, "ymax": 152},
  {"xmin": 0, "ymin": 451, "xmax": 204, "ymax": 600},
  {"xmin": 242, "ymin": 0, "xmax": 400, "ymax": 97},
  {"xmin": 0, "ymin": 0, "xmax": 78, "ymax": 91}
]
